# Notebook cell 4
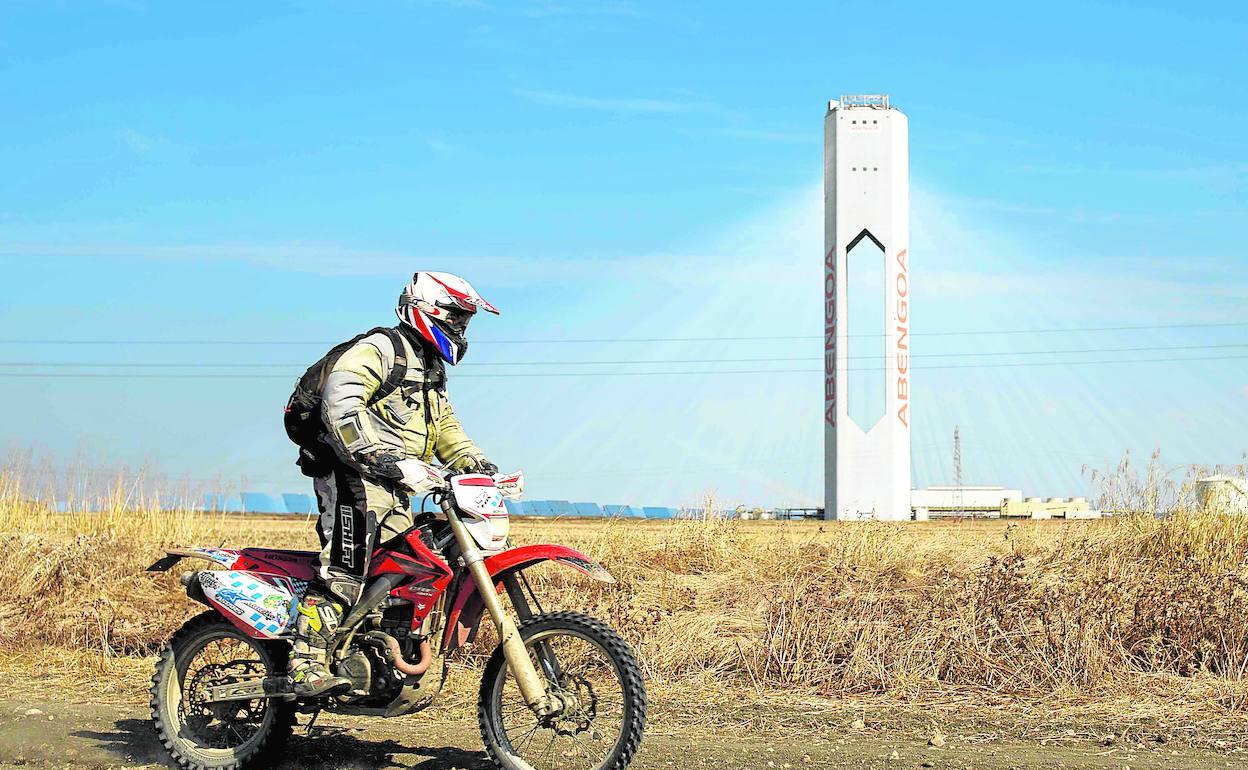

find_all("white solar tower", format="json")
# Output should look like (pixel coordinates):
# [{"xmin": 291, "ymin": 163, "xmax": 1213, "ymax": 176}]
[{"xmin": 823, "ymin": 95, "xmax": 912, "ymax": 520}]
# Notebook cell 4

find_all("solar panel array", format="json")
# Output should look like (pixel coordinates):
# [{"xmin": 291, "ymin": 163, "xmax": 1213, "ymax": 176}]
[{"xmin": 194, "ymin": 493, "xmax": 681, "ymax": 519}]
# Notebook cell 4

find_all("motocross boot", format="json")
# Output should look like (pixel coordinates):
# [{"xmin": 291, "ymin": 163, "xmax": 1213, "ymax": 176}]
[{"xmin": 288, "ymin": 594, "xmax": 351, "ymax": 697}]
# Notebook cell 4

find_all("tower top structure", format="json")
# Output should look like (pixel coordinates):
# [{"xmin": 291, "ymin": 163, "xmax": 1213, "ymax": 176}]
[{"xmin": 833, "ymin": 94, "xmax": 891, "ymax": 110}]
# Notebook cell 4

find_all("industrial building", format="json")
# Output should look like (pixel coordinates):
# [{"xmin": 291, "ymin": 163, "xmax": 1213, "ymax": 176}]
[
  {"xmin": 766, "ymin": 489, "xmax": 1096, "ymax": 521},
  {"xmin": 910, "ymin": 486, "xmax": 1095, "ymax": 520}
]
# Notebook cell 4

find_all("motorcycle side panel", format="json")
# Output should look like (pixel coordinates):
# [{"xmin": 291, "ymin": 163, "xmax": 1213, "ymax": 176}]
[
  {"xmin": 238, "ymin": 548, "xmax": 319, "ymax": 580},
  {"xmin": 198, "ymin": 570, "xmax": 299, "ymax": 639},
  {"xmin": 371, "ymin": 531, "xmax": 455, "ymax": 629}
]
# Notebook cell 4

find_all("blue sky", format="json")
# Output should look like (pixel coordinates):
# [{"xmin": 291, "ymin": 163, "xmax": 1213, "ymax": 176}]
[{"xmin": 1, "ymin": 1, "xmax": 1245, "ymax": 508}]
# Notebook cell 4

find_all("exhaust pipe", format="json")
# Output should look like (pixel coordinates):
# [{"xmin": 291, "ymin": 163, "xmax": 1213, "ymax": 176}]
[
  {"xmin": 362, "ymin": 631, "xmax": 433, "ymax": 677},
  {"xmin": 181, "ymin": 571, "xmax": 210, "ymax": 606}
]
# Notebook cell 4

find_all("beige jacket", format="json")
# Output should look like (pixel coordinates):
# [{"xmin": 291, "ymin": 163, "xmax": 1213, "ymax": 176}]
[{"xmin": 320, "ymin": 329, "xmax": 485, "ymax": 473}]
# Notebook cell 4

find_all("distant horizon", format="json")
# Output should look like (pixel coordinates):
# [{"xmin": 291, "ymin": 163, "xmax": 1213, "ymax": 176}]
[{"xmin": 7, "ymin": 441, "xmax": 1243, "ymax": 515}]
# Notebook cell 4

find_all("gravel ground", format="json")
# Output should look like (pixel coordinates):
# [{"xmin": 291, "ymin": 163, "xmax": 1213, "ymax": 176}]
[{"xmin": 2, "ymin": 698, "xmax": 1248, "ymax": 770}]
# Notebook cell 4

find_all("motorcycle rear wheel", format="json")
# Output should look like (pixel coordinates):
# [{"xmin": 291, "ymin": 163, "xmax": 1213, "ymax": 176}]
[
  {"xmin": 150, "ymin": 612, "xmax": 296, "ymax": 770},
  {"xmin": 478, "ymin": 611, "xmax": 647, "ymax": 770}
]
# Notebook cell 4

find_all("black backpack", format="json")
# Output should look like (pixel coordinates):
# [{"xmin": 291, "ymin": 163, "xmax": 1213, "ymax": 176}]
[{"xmin": 284, "ymin": 327, "xmax": 408, "ymax": 476}]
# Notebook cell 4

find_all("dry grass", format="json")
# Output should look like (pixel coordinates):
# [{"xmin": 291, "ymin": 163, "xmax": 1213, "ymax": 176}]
[{"xmin": 6, "ymin": 468, "xmax": 1248, "ymax": 722}]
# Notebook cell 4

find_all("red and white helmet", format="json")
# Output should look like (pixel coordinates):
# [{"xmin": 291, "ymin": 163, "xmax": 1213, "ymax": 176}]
[{"xmin": 396, "ymin": 272, "xmax": 498, "ymax": 365}]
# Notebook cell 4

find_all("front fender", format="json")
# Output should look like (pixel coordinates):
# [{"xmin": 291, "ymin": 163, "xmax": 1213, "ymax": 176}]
[
  {"xmin": 442, "ymin": 544, "xmax": 614, "ymax": 652},
  {"xmin": 483, "ymin": 544, "xmax": 615, "ymax": 585}
]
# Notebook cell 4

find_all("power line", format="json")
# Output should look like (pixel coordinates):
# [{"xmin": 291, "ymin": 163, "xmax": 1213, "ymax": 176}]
[
  {"xmin": 0, "ymin": 319, "xmax": 1245, "ymax": 346},
  {"xmin": 1, "ymin": 342, "xmax": 1245, "ymax": 370},
  {"xmin": 2, "ymin": 353, "xmax": 1247, "ymax": 379},
  {"xmin": 877, "ymin": 320, "xmax": 1248, "ymax": 338}
]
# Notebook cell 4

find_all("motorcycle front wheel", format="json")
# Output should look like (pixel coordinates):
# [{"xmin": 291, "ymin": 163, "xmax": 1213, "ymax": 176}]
[
  {"xmin": 150, "ymin": 612, "xmax": 296, "ymax": 770},
  {"xmin": 478, "ymin": 611, "xmax": 647, "ymax": 770}
]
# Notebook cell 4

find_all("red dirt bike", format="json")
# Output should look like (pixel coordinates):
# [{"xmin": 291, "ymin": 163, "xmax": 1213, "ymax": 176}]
[{"xmin": 147, "ymin": 463, "xmax": 646, "ymax": 770}]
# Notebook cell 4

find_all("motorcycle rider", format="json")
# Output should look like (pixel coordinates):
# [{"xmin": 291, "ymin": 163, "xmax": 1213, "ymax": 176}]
[{"xmin": 289, "ymin": 271, "xmax": 500, "ymax": 696}]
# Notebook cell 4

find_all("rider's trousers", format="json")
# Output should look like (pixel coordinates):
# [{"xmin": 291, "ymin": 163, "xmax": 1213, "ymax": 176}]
[{"xmin": 312, "ymin": 461, "xmax": 413, "ymax": 583}]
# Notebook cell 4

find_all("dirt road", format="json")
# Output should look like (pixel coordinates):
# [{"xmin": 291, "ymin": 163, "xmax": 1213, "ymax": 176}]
[{"xmin": 2, "ymin": 698, "xmax": 1247, "ymax": 770}]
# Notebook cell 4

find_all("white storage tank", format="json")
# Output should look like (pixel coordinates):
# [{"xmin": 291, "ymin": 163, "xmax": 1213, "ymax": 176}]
[{"xmin": 1196, "ymin": 476, "xmax": 1248, "ymax": 515}]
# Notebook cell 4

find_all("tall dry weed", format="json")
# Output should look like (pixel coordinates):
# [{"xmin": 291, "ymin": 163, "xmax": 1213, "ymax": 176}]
[
  {"xmin": 7, "ymin": 467, "xmax": 1248, "ymax": 710},
  {"xmin": 0, "ymin": 466, "xmax": 300, "ymax": 654},
  {"xmin": 1084, "ymin": 446, "xmax": 1248, "ymax": 517}
]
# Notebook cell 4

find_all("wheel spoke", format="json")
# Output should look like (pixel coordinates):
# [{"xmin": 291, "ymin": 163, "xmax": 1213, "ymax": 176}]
[
  {"xmin": 177, "ymin": 635, "xmax": 271, "ymax": 750},
  {"xmin": 538, "ymin": 731, "xmax": 558, "ymax": 766},
  {"xmin": 569, "ymin": 730, "xmax": 600, "ymax": 761},
  {"xmin": 513, "ymin": 723, "xmax": 543, "ymax": 751}
]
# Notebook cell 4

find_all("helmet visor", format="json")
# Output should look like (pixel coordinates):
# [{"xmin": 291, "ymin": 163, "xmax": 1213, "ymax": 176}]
[{"xmin": 441, "ymin": 306, "xmax": 473, "ymax": 336}]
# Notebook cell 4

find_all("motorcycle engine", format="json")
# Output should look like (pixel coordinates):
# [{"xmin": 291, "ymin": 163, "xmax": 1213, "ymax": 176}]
[
  {"xmin": 334, "ymin": 605, "xmax": 426, "ymax": 707},
  {"xmin": 335, "ymin": 641, "xmax": 408, "ymax": 706}
]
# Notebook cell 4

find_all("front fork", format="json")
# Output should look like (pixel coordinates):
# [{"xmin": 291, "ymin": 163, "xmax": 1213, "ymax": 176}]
[{"xmin": 445, "ymin": 509, "xmax": 558, "ymax": 717}]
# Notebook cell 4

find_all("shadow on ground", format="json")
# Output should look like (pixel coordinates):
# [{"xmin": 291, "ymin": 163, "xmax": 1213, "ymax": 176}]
[{"xmin": 72, "ymin": 718, "xmax": 490, "ymax": 769}]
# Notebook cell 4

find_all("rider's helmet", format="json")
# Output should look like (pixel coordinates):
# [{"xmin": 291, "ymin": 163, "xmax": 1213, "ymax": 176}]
[{"xmin": 396, "ymin": 272, "xmax": 498, "ymax": 365}]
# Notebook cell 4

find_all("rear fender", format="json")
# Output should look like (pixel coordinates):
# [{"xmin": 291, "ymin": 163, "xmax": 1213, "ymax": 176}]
[
  {"xmin": 147, "ymin": 547, "xmax": 318, "ymax": 580},
  {"xmin": 147, "ymin": 547, "xmax": 244, "ymax": 572},
  {"xmin": 442, "ymin": 544, "xmax": 614, "ymax": 652},
  {"xmin": 147, "ymin": 549, "xmax": 241, "ymax": 624}
]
